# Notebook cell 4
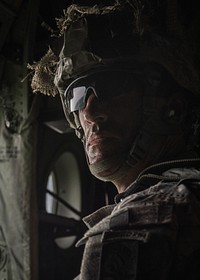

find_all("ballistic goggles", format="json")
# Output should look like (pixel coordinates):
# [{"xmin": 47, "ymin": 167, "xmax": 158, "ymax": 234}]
[{"xmin": 63, "ymin": 70, "xmax": 142, "ymax": 115}]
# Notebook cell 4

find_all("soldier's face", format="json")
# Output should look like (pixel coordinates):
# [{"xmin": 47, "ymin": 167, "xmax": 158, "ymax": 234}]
[{"xmin": 79, "ymin": 90, "xmax": 142, "ymax": 165}]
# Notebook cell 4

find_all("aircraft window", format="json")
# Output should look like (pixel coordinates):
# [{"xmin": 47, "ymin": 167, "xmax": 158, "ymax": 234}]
[
  {"xmin": 45, "ymin": 151, "xmax": 82, "ymax": 249},
  {"xmin": 46, "ymin": 171, "xmax": 57, "ymax": 214}
]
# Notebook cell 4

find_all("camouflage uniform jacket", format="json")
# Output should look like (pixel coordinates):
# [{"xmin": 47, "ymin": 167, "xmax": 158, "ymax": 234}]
[{"xmin": 74, "ymin": 159, "xmax": 200, "ymax": 280}]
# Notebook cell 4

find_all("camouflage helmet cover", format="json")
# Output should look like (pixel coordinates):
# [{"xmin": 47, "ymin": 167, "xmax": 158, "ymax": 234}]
[
  {"xmin": 54, "ymin": 1, "xmax": 200, "ymax": 94},
  {"xmin": 29, "ymin": 0, "xmax": 200, "ymax": 123}
]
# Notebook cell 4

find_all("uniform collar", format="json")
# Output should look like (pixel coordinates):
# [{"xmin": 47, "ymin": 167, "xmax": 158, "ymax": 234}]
[{"xmin": 115, "ymin": 158, "xmax": 200, "ymax": 203}]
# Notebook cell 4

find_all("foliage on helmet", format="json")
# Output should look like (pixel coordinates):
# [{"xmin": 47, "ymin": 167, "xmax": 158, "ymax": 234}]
[{"xmin": 29, "ymin": 0, "xmax": 200, "ymax": 99}]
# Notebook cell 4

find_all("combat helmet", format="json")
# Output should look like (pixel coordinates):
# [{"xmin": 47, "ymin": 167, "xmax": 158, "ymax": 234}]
[{"xmin": 29, "ymin": 0, "xmax": 200, "ymax": 179}]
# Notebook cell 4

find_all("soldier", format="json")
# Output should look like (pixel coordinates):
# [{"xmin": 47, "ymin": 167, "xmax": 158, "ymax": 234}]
[{"xmin": 30, "ymin": 1, "xmax": 200, "ymax": 279}]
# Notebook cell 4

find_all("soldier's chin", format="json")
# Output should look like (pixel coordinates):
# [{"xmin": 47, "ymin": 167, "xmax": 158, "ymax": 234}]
[{"xmin": 88, "ymin": 154, "xmax": 129, "ymax": 182}]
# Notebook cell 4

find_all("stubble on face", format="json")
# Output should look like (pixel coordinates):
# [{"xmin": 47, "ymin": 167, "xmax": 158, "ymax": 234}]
[{"xmin": 85, "ymin": 129, "xmax": 125, "ymax": 165}]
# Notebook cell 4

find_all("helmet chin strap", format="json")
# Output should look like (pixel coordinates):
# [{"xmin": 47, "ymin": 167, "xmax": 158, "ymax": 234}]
[{"xmin": 87, "ymin": 116, "xmax": 185, "ymax": 182}]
